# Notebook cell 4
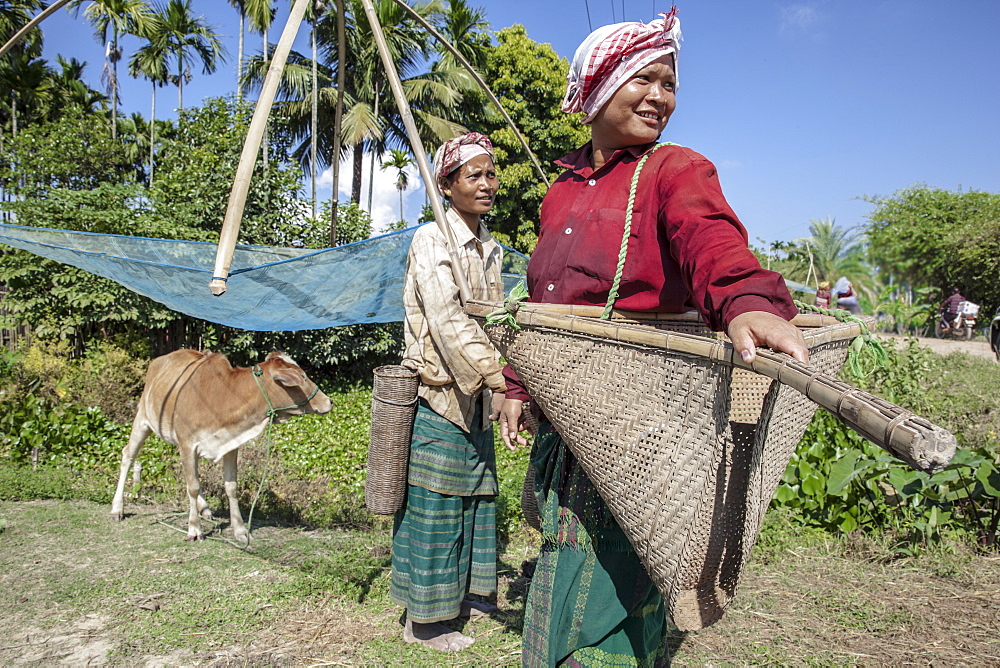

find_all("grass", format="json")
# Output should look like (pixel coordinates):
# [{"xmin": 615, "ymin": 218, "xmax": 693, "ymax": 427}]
[{"xmin": 1, "ymin": 499, "xmax": 997, "ymax": 666}]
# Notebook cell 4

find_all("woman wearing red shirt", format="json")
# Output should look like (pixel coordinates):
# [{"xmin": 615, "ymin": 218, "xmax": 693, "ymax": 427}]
[{"xmin": 500, "ymin": 11, "xmax": 808, "ymax": 666}]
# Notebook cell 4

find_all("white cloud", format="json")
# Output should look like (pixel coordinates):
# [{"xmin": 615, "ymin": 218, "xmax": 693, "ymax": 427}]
[
  {"xmin": 720, "ymin": 159, "xmax": 743, "ymax": 169},
  {"xmin": 779, "ymin": 3, "xmax": 824, "ymax": 33},
  {"xmin": 314, "ymin": 152, "xmax": 428, "ymax": 236}
]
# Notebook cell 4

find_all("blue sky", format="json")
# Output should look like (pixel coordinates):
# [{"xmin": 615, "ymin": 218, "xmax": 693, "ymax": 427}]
[{"xmin": 39, "ymin": 1, "xmax": 1000, "ymax": 245}]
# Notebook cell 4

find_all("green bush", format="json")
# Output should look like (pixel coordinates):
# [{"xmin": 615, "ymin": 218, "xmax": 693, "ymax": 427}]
[{"xmin": 1, "ymin": 340, "xmax": 146, "ymax": 423}]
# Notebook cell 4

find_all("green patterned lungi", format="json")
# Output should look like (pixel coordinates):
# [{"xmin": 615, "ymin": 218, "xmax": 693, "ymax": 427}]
[
  {"xmin": 390, "ymin": 398, "xmax": 498, "ymax": 624},
  {"xmin": 523, "ymin": 422, "xmax": 671, "ymax": 667}
]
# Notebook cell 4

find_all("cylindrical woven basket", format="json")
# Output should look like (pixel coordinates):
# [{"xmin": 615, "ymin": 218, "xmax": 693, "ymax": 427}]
[
  {"xmin": 365, "ymin": 364, "xmax": 419, "ymax": 515},
  {"xmin": 466, "ymin": 301, "xmax": 954, "ymax": 631}
]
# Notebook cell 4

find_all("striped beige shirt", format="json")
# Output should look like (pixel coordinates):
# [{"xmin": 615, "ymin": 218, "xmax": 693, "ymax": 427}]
[{"xmin": 402, "ymin": 208, "xmax": 505, "ymax": 432}]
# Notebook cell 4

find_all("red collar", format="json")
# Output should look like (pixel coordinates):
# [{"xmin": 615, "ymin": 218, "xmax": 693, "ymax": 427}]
[{"xmin": 554, "ymin": 141, "xmax": 655, "ymax": 175}]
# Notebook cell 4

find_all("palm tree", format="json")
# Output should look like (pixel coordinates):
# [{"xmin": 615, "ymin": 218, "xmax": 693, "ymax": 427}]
[
  {"xmin": 432, "ymin": 0, "xmax": 489, "ymax": 70},
  {"xmin": 791, "ymin": 217, "xmax": 869, "ymax": 286},
  {"xmin": 0, "ymin": 50, "xmax": 53, "ymax": 137},
  {"xmin": 128, "ymin": 11, "xmax": 169, "ymax": 185},
  {"xmin": 240, "ymin": 0, "xmax": 476, "ymax": 218},
  {"xmin": 225, "ymin": 0, "xmax": 270, "ymax": 98},
  {"xmin": 71, "ymin": 0, "xmax": 155, "ymax": 138},
  {"xmin": 115, "ymin": 111, "xmax": 154, "ymax": 181},
  {"xmin": 380, "ymin": 148, "xmax": 413, "ymax": 223},
  {"xmin": 52, "ymin": 56, "xmax": 109, "ymax": 113},
  {"xmin": 331, "ymin": 0, "xmax": 473, "ymax": 203},
  {"xmin": 156, "ymin": 0, "xmax": 227, "ymax": 110}
]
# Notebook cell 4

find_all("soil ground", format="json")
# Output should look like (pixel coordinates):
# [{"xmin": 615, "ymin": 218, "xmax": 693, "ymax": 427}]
[{"xmin": 0, "ymin": 500, "xmax": 997, "ymax": 667}]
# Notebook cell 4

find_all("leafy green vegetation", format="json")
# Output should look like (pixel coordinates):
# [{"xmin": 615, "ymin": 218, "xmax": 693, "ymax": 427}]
[{"xmin": 773, "ymin": 338, "xmax": 1000, "ymax": 551}]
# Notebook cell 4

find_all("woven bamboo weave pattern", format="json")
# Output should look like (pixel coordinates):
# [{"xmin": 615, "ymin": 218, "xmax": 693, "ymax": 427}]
[
  {"xmin": 365, "ymin": 365, "xmax": 419, "ymax": 515},
  {"xmin": 476, "ymin": 304, "xmax": 863, "ymax": 630}
]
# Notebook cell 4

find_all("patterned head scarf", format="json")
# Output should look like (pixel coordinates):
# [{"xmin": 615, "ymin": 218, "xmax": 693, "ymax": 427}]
[
  {"xmin": 433, "ymin": 132, "xmax": 495, "ymax": 186},
  {"xmin": 562, "ymin": 8, "xmax": 682, "ymax": 124}
]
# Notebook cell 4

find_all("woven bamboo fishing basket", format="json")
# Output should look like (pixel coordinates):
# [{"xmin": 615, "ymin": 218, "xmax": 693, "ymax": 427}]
[
  {"xmin": 466, "ymin": 300, "xmax": 955, "ymax": 631},
  {"xmin": 365, "ymin": 364, "xmax": 419, "ymax": 515}
]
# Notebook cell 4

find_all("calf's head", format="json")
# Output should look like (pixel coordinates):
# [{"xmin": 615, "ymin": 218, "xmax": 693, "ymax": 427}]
[{"xmin": 259, "ymin": 351, "xmax": 332, "ymax": 421}]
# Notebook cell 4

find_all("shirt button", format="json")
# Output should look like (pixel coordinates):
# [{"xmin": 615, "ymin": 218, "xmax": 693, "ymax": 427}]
[
  {"xmin": 547, "ymin": 284, "xmax": 555, "ymax": 291},
  {"xmin": 564, "ymin": 227, "xmax": 572, "ymax": 234},
  {"xmin": 588, "ymin": 179, "xmax": 596, "ymax": 186}
]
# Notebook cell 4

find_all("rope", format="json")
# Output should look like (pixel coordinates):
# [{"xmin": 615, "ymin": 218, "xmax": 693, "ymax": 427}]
[
  {"xmin": 244, "ymin": 366, "xmax": 321, "ymax": 541},
  {"xmin": 603, "ymin": 143, "xmax": 674, "ymax": 319},
  {"xmin": 794, "ymin": 300, "xmax": 888, "ymax": 378}
]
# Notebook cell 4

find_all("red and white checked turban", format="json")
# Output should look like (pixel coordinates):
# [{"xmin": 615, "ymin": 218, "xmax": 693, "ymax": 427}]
[
  {"xmin": 433, "ymin": 132, "xmax": 495, "ymax": 184},
  {"xmin": 562, "ymin": 9, "xmax": 682, "ymax": 124}
]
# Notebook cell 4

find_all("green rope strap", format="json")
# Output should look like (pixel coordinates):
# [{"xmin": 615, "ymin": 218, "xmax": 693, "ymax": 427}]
[
  {"xmin": 486, "ymin": 280, "xmax": 529, "ymax": 331},
  {"xmin": 794, "ymin": 300, "xmax": 888, "ymax": 378},
  {"xmin": 602, "ymin": 142, "xmax": 674, "ymax": 319},
  {"xmin": 244, "ymin": 366, "xmax": 321, "ymax": 541}
]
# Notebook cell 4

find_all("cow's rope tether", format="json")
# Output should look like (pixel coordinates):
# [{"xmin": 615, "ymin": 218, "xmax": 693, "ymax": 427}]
[{"xmin": 243, "ymin": 366, "xmax": 322, "ymax": 542}]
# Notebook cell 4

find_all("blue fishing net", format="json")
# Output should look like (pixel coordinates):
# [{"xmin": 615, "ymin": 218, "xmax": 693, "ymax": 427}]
[{"xmin": 0, "ymin": 223, "xmax": 528, "ymax": 331}]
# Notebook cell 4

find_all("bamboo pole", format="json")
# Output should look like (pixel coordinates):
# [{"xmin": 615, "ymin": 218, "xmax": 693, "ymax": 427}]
[
  {"xmin": 0, "ymin": 0, "xmax": 73, "ymax": 59},
  {"xmin": 209, "ymin": 0, "xmax": 311, "ymax": 296},
  {"xmin": 359, "ymin": 0, "xmax": 471, "ymax": 304},
  {"xmin": 329, "ymin": 0, "xmax": 346, "ymax": 246},
  {"xmin": 389, "ymin": 0, "xmax": 550, "ymax": 188},
  {"xmin": 464, "ymin": 300, "xmax": 957, "ymax": 472}
]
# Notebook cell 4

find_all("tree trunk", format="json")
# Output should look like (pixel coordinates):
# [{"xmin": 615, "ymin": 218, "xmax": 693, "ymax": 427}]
[
  {"xmin": 237, "ymin": 10, "xmax": 245, "ymax": 97},
  {"xmin": 351, "ymin": 145, "xmax": 363, "ymax": 203},
  {"xmin": 329, "ymin": 0, "xmax": 347, "ymax": 246},
  {"xmin": 366, "ymin": 90, "xmax": 379, "ymax": 212},
  {"xmin": 310, "ymin": 24, "xmax": 318, "ymax": 218},
  {"xmin": 110, "ymin": 31, "xmax": 119, "ymax": 140},
  {"xmin": 367, "ymin": 151, "xmax": 377, "ymax": 213},
  {"xmin": 149, "ymin": 84, "xmax": 156, "ymax": 186},
  {"xmin": 262, "ymin": 30, "xmax": 269, "ymax": 168}
]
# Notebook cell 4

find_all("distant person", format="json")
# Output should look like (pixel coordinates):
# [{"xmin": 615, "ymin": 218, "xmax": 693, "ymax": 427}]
[
  {"xmin": 815, "ymin": 281, "xmax": 831, "ymax": 309},
  {"xmin": 940, "ymin": 287, "xmax": 965, "ymax": 331},
  {"xmin": 289, "ymin": 239, "xmax": 305, "ymax": 249},
  {"xmin": 833, "ymin": 276, "xmax": 862, "ymax": 315}
]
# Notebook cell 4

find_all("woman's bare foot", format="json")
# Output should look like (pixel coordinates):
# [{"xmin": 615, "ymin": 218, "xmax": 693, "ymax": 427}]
[
  {"xmin": 403, "ymin": 618, "xmax": 474, "ymax": 652},
  {"xmin": 459, "ymin": 599, "xmax": 499, "ymax": 620}
]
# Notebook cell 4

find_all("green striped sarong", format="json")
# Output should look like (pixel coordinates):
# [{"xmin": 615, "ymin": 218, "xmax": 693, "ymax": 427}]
[
  {"xmin": 390, "ymin": 399, "xmax": 498, "ymax": 623},
  {"xmin": 523, "ymin": 423, "xmax": 671, "ymax": 667}
]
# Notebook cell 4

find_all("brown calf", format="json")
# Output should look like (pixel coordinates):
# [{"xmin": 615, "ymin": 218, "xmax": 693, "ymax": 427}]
[{"xmin": 110, "ymin": 350, "xmax": 332, "ymax": 544}]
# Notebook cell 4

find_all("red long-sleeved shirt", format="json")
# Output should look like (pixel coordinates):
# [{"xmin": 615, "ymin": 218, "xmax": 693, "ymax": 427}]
[{"xmin": 504, "ymin": 141, "xmax": 796, "ymax": 401}]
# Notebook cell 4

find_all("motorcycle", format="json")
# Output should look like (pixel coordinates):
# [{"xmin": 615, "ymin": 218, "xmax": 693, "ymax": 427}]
[{"xmin": 935, "ymin": 301, "xmax": 979, "ymax": 340}]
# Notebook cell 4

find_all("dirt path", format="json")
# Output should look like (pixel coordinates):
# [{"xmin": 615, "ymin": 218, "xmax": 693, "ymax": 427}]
[{"xmin": 881, "ymin": 333, "xmax": 996, "ymax": 361}]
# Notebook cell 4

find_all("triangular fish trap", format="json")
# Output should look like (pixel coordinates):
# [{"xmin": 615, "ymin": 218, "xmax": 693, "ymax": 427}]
[{"xmin": 466, "ymin": 300, "xmax": 956, "ymax": 630}]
